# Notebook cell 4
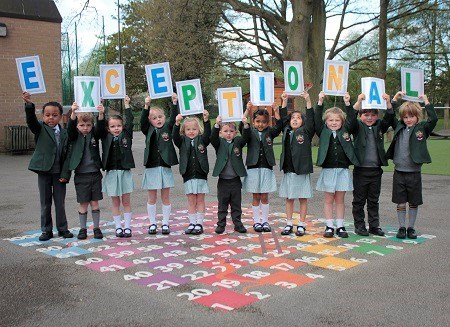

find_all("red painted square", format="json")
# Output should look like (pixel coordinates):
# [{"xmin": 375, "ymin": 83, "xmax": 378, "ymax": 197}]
[{"xmin": 194, "ymin": 289, "xmax": 259, "ymax": 311}]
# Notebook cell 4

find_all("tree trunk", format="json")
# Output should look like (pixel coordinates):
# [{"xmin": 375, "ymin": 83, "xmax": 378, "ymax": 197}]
[
  {"xmin": 378, "ymin": 0, "xmax": 388, "ymax": 80},
  {"xmin": 284, "ymin": 0, "xmax": 326, "ymax": 105}
]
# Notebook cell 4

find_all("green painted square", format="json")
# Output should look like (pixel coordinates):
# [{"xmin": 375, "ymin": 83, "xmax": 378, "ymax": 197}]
[
  {"xmin": 350, "ymin": 244, "xmax": 398, "ymax": 255},
  {"xmin": 386, "ymin": 236, "xmax": 428, "ymax": 244}
]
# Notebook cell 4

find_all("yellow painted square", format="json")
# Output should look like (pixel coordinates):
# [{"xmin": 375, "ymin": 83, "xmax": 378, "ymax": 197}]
[
  {"xmin": 311, "ymin": 256, "xmax": 360, "ymax": 271},
  {"xmin": 301, "ymin": 244, "xmax": 348, "ymax": 256}
]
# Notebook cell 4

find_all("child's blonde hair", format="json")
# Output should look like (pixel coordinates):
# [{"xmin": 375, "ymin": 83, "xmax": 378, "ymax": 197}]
[
  {"xmin": 180, "ymin": 116, "xmax": 204, "ymax": 135},
  {"xmin": 323, "ymin": 107, "xmax": 347, "ymax": 123},
  {"xmin": 399, "ymin": 102, "xmax": 423, "ymax": 121},
  {"xmin": 77, "ymin": 112, "xmax": 94, "ymax": 124},
  {"xmin": 149, "ymin": 107, "xmax": 165, "ymax": 117},
  {"xmin": 220, "ymin": 121, "xmax": 237, "ymax": 131}
]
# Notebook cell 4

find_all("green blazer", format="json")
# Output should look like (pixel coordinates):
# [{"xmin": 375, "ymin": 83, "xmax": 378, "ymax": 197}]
[
  {"xmin": 352, "ymin": 109, "xmax": 395, "ymax": 167},
  {"xmin": 280, "ymin": 107, "xmax": 315, "ymax": 174},
  {"xmin": 244, "ymin": 117, "xmax": 283, "ymax": 167},
  {"xmin": 25, "ymin": 103, "xmax": 69, "ymax": 174},
  {"xmin": 211, "ymin": 124, "xmax": 250, "ymax": 177},
  {"xmin": 314, "ymin": 104, "xmax": 359, "ymax": 167},
  {"xmin": 141, "ymin": 103, "xmax": 178, "ymax": 166},
  {"xmin": 99, "ymin": 107, "xmax": 135, "ymax": 170},
  {"xmin": 61, "ymin": 116, "xmax": 104, "ymax": 179},
  {"xmin": 386, "ymin": 103, "xmax": 437, "ymax": 164},
  {"xmin": 173, "ymin": 120, "xmax": 211, "ymax": 175}
]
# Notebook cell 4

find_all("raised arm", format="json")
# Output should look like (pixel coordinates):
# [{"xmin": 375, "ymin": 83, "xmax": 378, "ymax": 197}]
[
  {"xmin": 123, "ymin": 95, "xmax": 134, "ymax": 137},
  {"xmin": 421, "ymin": 94, "xmax": 438, "ymax": 135},
  {"xmin": 167, "ymin": 93, "xmax": 179, "ymax": 130},
  {"xmin": 201, "ymin": 110, "xmax": 211, "ymax": 146},
  {"xmin": 22, "ymin": 92, "xmax": 41, "ymax": 135},
  {"xmin": 141, "ymin": 96, "xmax": 151, "ymax": 134},
  {"xmin": 172, "ymin": 114, "xmax": 183, "ymax": 148},
  {"xmin": 210, "ymin": 116, "xmax": 221, "ymax": 150},
  {"xmin": 314, "ymin": 91, "xmax": 326, "ymax": 136},
  {"xmin": 67, "ymin": 102, "xmax": 79, "ymax": 141}
]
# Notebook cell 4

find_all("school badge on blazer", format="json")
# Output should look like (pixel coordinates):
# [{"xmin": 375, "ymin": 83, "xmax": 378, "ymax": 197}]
[
  {"xmin": 91, "ymin": 138, "xmax": 98, "ymax": 147},
  {"xmin": 416, "ymin": 130, "xmax": 424, "ymax": 141},
  {"xmin": 234, "ymin": 147, "xmax": 241, "ymax": 156},
  {"xmin": 342, "ymin": 132, "xmax": 351, "ymax": 142},
  {"xmin": 296, "ymin": 134, "xmax": 305, "ymax": 144},
  {"xmin": 161, "ymin": 132, "xmax": 169, "ymax": 141},
  {"xmin": 198, "ymin": 144, "xmax": 206, "ymax": 153},
  {"xmin": 265, "ymin": 136, "xmax": 272, "ymax": 146},
  {"xmin": 122, "ymin": 138, "xmax": 128, "ymax": 147}
]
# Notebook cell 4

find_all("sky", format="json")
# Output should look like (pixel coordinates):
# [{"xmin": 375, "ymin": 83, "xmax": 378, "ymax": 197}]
[{"xmin": 56, "ymin": 0, "xmax": 129, "ymax": 59}]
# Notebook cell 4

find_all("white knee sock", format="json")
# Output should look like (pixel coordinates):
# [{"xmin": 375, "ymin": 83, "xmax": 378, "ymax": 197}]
[
  {"xmin": 188, "ymin": 213, "xmax": 196, "ymax": 225},
  {"xmin": 336, "ymin": 219, "xmax": 344, "ymax": 228},
  {"xmin": 162, "ymin": 204, "xmax": 171, "ymax": 226},
  {"xmin": 197, "ymin": 212, "xmax": 205, "ymax": 225},
  {"xmin": 326, "ymin": 219, "xmax": 334, "ymax": 228},
  {"xmin": 252, "ymin": 205, "xmax": 260, "ymax": 224},
  {"xmin": 113, "ymin": 215, "xmax": 122, "ymax": 229},
  {"xmin": 261, "ymin": 203, "xmax": 269, "ymax": 224},
  {"xmin": 147, "ymin": 203, "xmax": 156, "ymax": 225},
  {"xmin": 124, "ymin": 212, "xmax": 132, "ymax": 229}
]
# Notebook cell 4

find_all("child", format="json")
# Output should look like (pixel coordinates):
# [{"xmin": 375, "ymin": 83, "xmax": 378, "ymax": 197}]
[
  {"xmin": 63, "ymin": 102, "xmax": 105, "ymax": 240},
  {"xmin": 22, "ymin": 91, "xmax": 73, "ymax": 241},
  {"xmin": 141, "ymin": 94, "xmax": 179, "ymax": 235},
  {"xmin": 211, "ymin": 115, "xmax": 250, "ymax": 234},
  {"xmin": 99, "ymin": 96, "xmax": 135, "ymax": 238},
  {"xmin": 242, "ymin": 102, "xmax": 282, "ymax": 233},
  {"xmin": 351, "ymin": 93, "xmax": 395, "ymax": 236},
  {"xmin": 173, "ymin": 111, "xmax": 211, "ymax": 235},
  {"xmin": 386, "ymin": 93, "xmax": 437, "ymax": 239},
  {"xmin": 279, "ymin": 91, "xmax": 315, "ymax": 236},
  {"xmin": 314, "ymin": 91, "xmax": 359, "ymax": 238}
]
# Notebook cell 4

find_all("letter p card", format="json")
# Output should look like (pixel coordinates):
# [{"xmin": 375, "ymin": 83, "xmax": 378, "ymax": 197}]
[
  {"xmin": 217, "ymin": 87, "xmax": 243, "ymax": 122},
  {"xmin": 176, "ymin": 79, "xmax": 204, "ymax": 116},
  {"xmin": 74, "ymin": 76, "xmax": 101, "ymax": 112},
  {"xmin": 16, "ymin": 56, "xmax": 46, "ymax": 94}
]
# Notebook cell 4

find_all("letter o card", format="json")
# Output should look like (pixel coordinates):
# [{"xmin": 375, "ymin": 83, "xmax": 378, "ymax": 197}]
[
  {"xmin": 16, "ymin": 56, "xmax": 46, "ymax": 94},
  {"xmin": 401, "ymin": 68, "xmax": 424, "ymax": 102},
  {"xmin": 145, "ymin": 62, "xmax": 173, "ymax": 99},
  {"xmin": 361, "ymin": 77, "xmax": 386, "ymax": 110},
  {"xmin": 100, "ymin": 64, "xmax": 126, "ymax": 99},
  {"xmin": 284, "ymin": 61, "xmax": 304, "ymax": 95},
  {"xmin": 250, "ymin": 72, "xmax": 274, "ymax": 106},
  {"xmin": 74, "ymin": 76, "xmax": 101, "ymax": 112},
  {"xmin": 176, "ymin": 79, "xmax": 204, "ymax": 116},
  {"xmin": 322, "ymin": 60, "xmax": 349, "ymax": 96},
  {"xmin": 217, "ymin": 87, "xmax": 243, "ymax": 122}
]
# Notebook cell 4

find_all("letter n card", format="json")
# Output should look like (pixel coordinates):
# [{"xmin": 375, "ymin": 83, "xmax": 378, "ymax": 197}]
[{"xmin": 322, "ymin": 60, "xmax": 349, "ymax": 96}]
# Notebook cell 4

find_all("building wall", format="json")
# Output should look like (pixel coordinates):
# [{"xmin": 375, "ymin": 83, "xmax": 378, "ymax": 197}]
[{"xmin": 0, "ymin": 17, "xmax": 61, "ymax": 151}]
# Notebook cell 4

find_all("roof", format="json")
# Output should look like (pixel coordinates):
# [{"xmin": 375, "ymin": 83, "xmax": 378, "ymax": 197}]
[{"xmin": 0, "ymin": 0, "xmax": 62, "ymax": 23}]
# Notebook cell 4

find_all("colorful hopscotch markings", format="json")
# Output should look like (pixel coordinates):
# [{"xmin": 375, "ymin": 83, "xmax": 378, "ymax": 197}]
[
  {"xmin": 133, "ymin": 272, "xmax": 190, "ymax": 290},
  {"xmin": 4, "ymin": 204, "xmax": 437, "ymax": 312},
  {"xmin": 77, "ymin": 257, "xmax": 135, "ymax": 272},
  {"xmin": 194, "ymin": 289, "xmax": 259, "ymax": 311}
]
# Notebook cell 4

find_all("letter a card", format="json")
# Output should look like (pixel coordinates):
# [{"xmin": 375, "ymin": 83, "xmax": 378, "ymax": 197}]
[
  {"xmin": 74, "ymin": 76, "xmax": 101, "ymax": 112},
  {"xmin": 361, "ymin": 77, "xmax": 386, "ymax": 109}
]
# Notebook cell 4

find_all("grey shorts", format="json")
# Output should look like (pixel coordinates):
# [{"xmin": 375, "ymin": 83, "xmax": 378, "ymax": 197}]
[
  {"xmin": 392, "ymin": 170, "xmax": 423, "ymax": 205},
  {"xmin": 74, "ymin": 171, "xmax": 103, "ymax": 203}
]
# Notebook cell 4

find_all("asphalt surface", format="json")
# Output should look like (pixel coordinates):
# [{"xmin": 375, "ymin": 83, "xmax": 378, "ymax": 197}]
[{"xmin": 1, "ymin": 132, "xmax": 449, "ymax": 327}]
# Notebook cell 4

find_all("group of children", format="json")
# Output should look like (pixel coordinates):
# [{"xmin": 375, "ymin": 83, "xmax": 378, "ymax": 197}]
[{"xmin": 23, "ymin": 88, "xmax": 437, "ymax": 242}]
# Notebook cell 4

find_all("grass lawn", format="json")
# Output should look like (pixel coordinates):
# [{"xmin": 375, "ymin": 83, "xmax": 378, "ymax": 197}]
[{"xmin": 272, "ymin": 137, "xmax": 450, "ymax": 176}]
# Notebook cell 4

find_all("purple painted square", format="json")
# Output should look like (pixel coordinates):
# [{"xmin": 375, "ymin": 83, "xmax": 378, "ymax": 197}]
[{"xmin": 134, "ymin": 273, "xmax": 190, "ymax": 289}]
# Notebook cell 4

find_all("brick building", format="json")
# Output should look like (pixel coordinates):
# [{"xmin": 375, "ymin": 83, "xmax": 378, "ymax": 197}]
[{"xmin": 0, "ymin": 0, "xmax": 62, "ymax": 152}]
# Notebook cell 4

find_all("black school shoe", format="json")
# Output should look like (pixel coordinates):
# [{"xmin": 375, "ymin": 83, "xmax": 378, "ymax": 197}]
[
  {"xmin": 295, "ymin": 226, "xmax": 306, "ymax": 236},
  {"xmin": 77, "ymin": 228, "xmax": 88, "ymax": 240},
  {"xmin": 58, "ymin": 230, "xmax": 74, "ymax": 238},
  {"xmin": 323, "ymin": 226, "xmax": 334, "ymax": 238},
  {"xmin": 354, "ymin": 227, "xmax": 369, "ymax": 236},
  {"xmin": 234, "ymin": 225, "xmax": 247, "ymax": 233},
  {"xmin": 369, "ymin": 227, "xmax": 385, "ymax": 236},
  {"xmin": 192, "ymin": 224, "xmax": 204, "ymax": 235},
  {"xmin": 93, "ymin": 228, "xmax": 104, "ymax": 239},
  {"xmin": 396, "ymin": 227, "xmax": 406, "ymax": 239},
  {"xmin": 281, "ymin": 225, "xmax": 293, "ymax": 235},
  {"xmin": 39, "ymin": 231, "xmax": 53, "ymax": 241},
  {"xmin": 215, "ymin": 225, "xmax": 225, "ymax": 234},
  {"xmin": 407, "ymin": 227, "xmax": 417, "ymax": 239},
  {"xmin": 336, "ymin": 227, "xmax": 349, "ymax": 238}
]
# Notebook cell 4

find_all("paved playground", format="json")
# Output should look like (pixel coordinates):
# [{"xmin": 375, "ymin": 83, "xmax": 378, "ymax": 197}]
[{"xmin": 1, "ymin": 132, "xmax": 449, "ymax": 327}]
